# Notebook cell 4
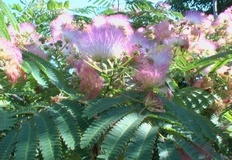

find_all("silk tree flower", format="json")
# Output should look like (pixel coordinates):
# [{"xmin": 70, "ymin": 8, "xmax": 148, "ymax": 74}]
[
  {"xmin": 0, "ymin": 38, "xmax": 22, "ymax": 83},
  {"xmin": 184, "ymin": 11, "xmax": 207, "ymax": 24},
  {"xmin": 134, "ymin": 62, "xmax": 168, "ymax": 90},
  {"xmin": 148, "ymin": 47, "xmax": 172, "ymax": 69},
  {"xmin": 163, "ymin": 36, "xmax": 188, "ymax": 48},
  {"xmin": 8, "ymin": 22, "xmax": 47, "ymax": 58},
  {"xmin": 154, "ymin": 21, "xmax": 174, "ymax": 42},
  {"xmin": 126, "ymin": 31, "xmax": 155, "ymax": 60},
  {"xmin": 217, "ymin": 10, "xmax": 232, "ymax": 23},
  {"xmin": 76, "ymin": 25, "xmax": 129, "ymax": 61},
  {"xmin": 8, "ymin": 22, "xmax": 40, "ymax": 45},
  {"xmin": 189, "ymin": 38, "xmax": 217, "ymax": 56},
  {"xmin": 92, "ymin": 14, "xmax": 133, "ymax": 36},
  {"xmin": 157, "ymin": 2, "xmax": 171, "ymax": 10},
  {"xmin": 134, "ymin": 46, "xmax": 171, "ymax": 90},
  {"xmin": 61, "ymin": 24, "xmax": 82, "ymax": 44},
  {"xmin": 76, "ymin": 60, "xmax": 104, "ymax": 100},
  {"xmin": 50, "ymin": 13, "xmax": 73, "ymax": 42}
]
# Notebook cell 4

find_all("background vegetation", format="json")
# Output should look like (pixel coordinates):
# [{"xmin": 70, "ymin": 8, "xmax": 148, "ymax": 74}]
[{"xmin": 0, "ymin": 0, "xmax": 231, "ymax": 159}]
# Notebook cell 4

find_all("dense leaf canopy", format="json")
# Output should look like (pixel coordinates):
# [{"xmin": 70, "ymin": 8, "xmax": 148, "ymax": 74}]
[{"xmin": 168, "ymin": 0, "xmax": 232, "ymax": 14}]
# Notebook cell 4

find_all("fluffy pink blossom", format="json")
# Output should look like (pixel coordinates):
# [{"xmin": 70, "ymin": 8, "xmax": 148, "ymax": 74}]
[
  {"xmin": 158, "ymin": 2, "xmax": 171, "ymax": 10},
  {"xmin": 217, "ymin": 12, "xmax": 232, "ymax": 23},
  {"xmin": 163, "ymin": 36, "xmax": 188, "ymax": 47},
  {"xmin": 92, "ymin": 14, "xmax": 133, "ymax": 36},
  {"xmin": 61, "ymin": 24, "xmax": 82, "ymax": 44},
  {"xmin": 134, "ymin": 62, "xmax": 168, "ymax": 90},
  {"xmin": 127, "ymin": 31, "xmax": 154, "ymax": 60},
  {"xmin": 184, "ymin": 11, "xmax": 207, "ymax": 24},
  {"xmin": 8, "ymin": 22, "xmax": 40, "ymax": 45},
  {"xmin": 148, "ymin": 47, "xmax": 172, "ymax": 69},
  {"xmin": 50, "ymin": 13, "xmax": 73, "ymax": 41},
  {"xmin": 0, "ymin": 38, "xmax": 23, "ymax": 83},
  {"xmin": 134, "ymin": 46, "xmax": 171, "ymax": 90},
  {"xmin": 154, "ymin": 21, "xmax": 174, "ymax": 42},
  {"xmin": 8, "ymin": 22, "xmax": 47, "ymax": 58},
  {"xmin": 189, "ymin": 38, "xmax": 217, "ymax": 56},
  {"xmin": 76, "ymin": 25, "xmax": 128, "ymax": 60},
  {"xmin": 76, "ymin": 61, "xmax": 104, "ymax": 99}
]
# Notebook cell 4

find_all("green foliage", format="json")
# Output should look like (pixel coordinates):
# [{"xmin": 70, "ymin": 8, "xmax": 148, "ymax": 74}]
[
  {"xmin": 175, "ymin": 87, "xmax": 215, "ymax": 113},
  {"xmin": 168, "ymin": 0, "xmax": 232, "ymax": 14},
  {"xmin": 83, "ymin": 96, "xmax": 130, "ymax": 118},
  {"xmin": 22, "ymin": 51, "xmax": 76, "ymax": 96},
  {"xmin": 0, "ymin": 99, "xmax": 93, "ymax": 160},
  {"xmin": 0, "ymin": 131, "xmax": 18, "ymax": 160},
  {"xmin": 181, "ymin": 51, "xmax": 232, "ymax": 72},
  {"xmin": 0, "ymin": 13, "xmax": 10, "ymax": 40},
  {"xmin": 125, "ymin": 123, "xmax": 159, "ymax": 160},
  {"xmin": 158, "ymin": 139, "xmax": 182, "ymax": 160},
  {"xmin": 15, "ymin": 121, "xmax": 37, "ymax": 160},
  {"xmin": 48, "ymin": 103, "xmax": 80, "ymax": 150},
  {"xmin": 81, "ymin": 107, "xmax": 133, "ymax": 149},
  {"xmin": 35, "ymin": 111, "xmax": 62, "ymax": 160},
  {"xmin": 0, "ymin": 0, "xmax": 19, "ymax": 39},
  {"xmin": 0, "ymin": 110, "xmax": 17, "ymax": 131},
  {"xmin": 98, "ymin": 113, "xmax": 146, "ymax": 159},
  {"xmin": 79, "ymin": 91, "xmax": 224, "ymax": 159},
  {"xmin": 89, "ymin": 0, "xmax": 114, "ymax": 7},
  {"xmin": 1, "ymin": 0, "xmax": 231, "ymax": 159},
  {"xmin": 10, "ymin": 0, "xmax": 60, "ymax": 34}
]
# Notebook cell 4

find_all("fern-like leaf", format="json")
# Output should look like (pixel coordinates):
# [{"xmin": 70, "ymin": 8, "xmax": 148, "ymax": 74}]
[
  {"xmin": 183, "ymin": 51, "xmax": 232, "ymax": 72},
  {"xmin": 0, "ymin": 1, "xmax": 19, "ymax": 36},
  {"xmin": 0, "ymin": 130, "xmax": 18, "ymax": 160},
  {"xmin": 173, "ymin": 137, "xmax": 202, "ymax": 159},
  {"xmin": 0, "ymin": 110, "xmax": 17, "ymax": 131},
  {"xmin": 60, "ymin": 99, "xmax": 92, "ymax": 131},
  {"xmin": 175, "ymin": 87, "xmax": 215, "ymax": 112},
  {"xmin": 48, "ymin": 103, "xmax": 80, "ymax": 150},
  {"xmin": 15, "ymin": 121, "xmax": 37, "ymax": 160},
  {"xmin": 98, "ymin": 113, "xmax": 145, "ymax": 160},
  {"xmin": 190, "ymin": 137, "xmax": 223, "ymax": 159},
  {"xmin": 22, "ymin": 61, "xmax": 48, "ymax": 88},
  {"xmin": 0, "ymin": 12, "xmax": 10, "ymax": 39},
  {"xmin": 83, "ymin": 96, "xmax": 128, "ymax": 118},
  {"xmin": 90, "ymin": 0, "xmax": 113, "ymax": 7},
  {"xmin": 23, "ymin": 51, "xmax": 76, "ymax": 95},
  {"xmin": 125, "ymin": 123, "xmax": 159, "ymax": 160},
  {"xmin": 158, "ymin": 139, "xmax": 182, "ymax": 160},
  {"xmin": 35, "ymin": 111, "xmax": 62, "ymax": 160},
  {"xmin": 163, "ymin": 98, "xmax": 219, "ymax": 141},
  {"xmin": 81, "ymin": 106, "xmax": 133, "ymax": 149}
]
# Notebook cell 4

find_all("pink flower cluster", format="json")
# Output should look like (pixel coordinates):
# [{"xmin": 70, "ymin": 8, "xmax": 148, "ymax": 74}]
[
  {"xmin": 0, "ymin": 38, "xmax": 23, "ymax": 83},
  {"xmin": 134, "ymin": 47, "xmax": 172, "ymax": 91},
  {"xmin": 75, "ymin": 61, "xmax": 104, "ymax": 100},
  {"xmin": 49, "ymin": 13, "xmax": 173, "ymax": 99},
  {"xmin": 170, "ymin": 6, "xmax": 232, "ymax": 58},
  {"xmin": 8, "ymin": 22, "xmax": 47, "ymax": 59}
]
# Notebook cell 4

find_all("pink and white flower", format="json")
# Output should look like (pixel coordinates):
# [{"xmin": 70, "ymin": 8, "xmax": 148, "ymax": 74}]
[
  {"xmin": 0, "ymin": 38, "xmax": 23, "ymax": 83},
  {"xmin": 75, "ymin": 61, "xmax": 104, "ymax": 99},
  {"xmin": 50, "ymin": 13, "xmax": 73, "ymax": 42},
  {"xmin": 75, "ymin": 25, "xmax": 129, "ymax": 60},
  {"xmin": 184, "ymin": 11, "xmax": 207, "ymax": 24}
]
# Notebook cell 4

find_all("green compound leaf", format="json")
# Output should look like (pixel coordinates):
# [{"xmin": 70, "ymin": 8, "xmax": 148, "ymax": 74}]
[
  {"xmin": 81, "ymin": 106, "xmax": 133, "ymax": 149},
  {"xmin": 98, "ymin": 113, "xmax": 145, "ymax": 160},
  {"xmin": 15, "ymin": 121, "xmax": 37, "ymax": 160},
  {"xmin": 35, "ymin": 111, "xmax": 62, "ymax": 160},
  {"xmin": 125, "ymin": 123, "xmax": 159, "ymax": 160}
]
